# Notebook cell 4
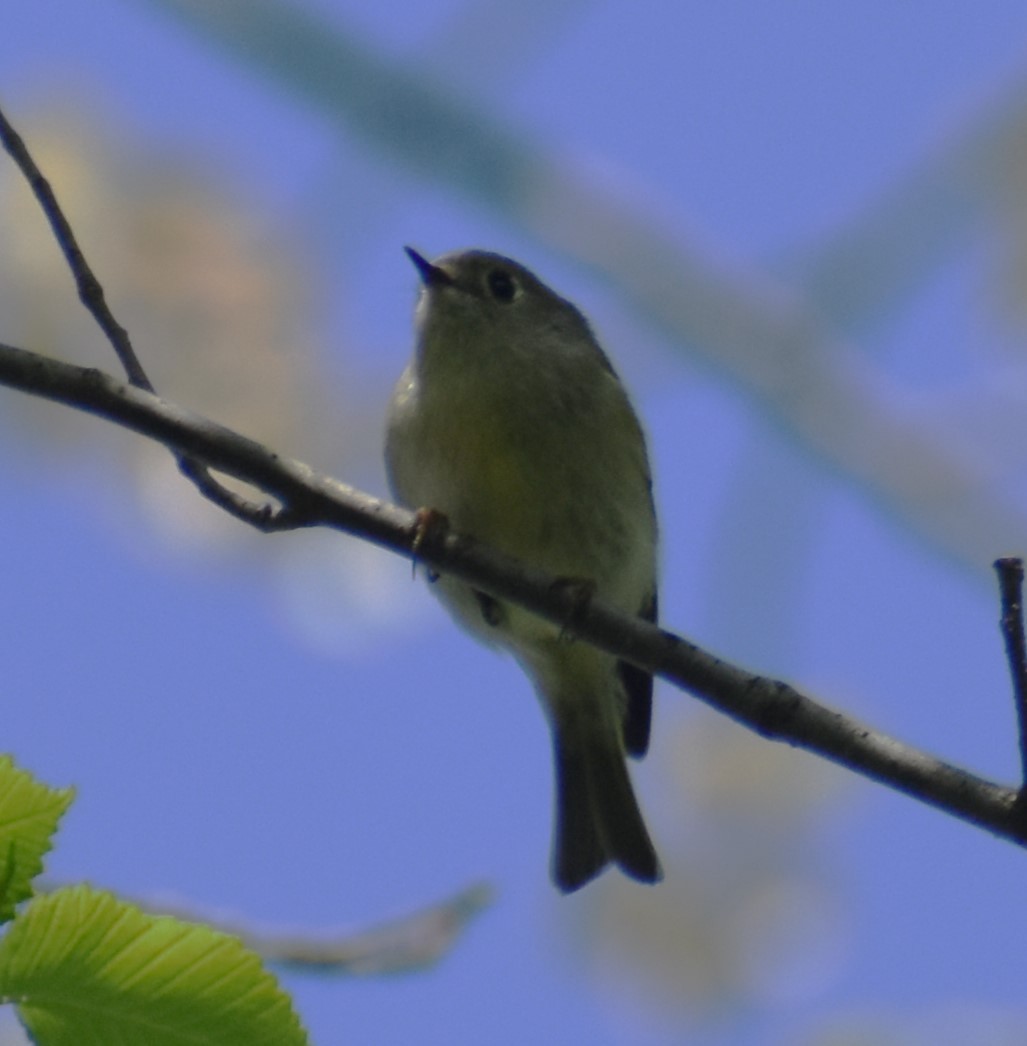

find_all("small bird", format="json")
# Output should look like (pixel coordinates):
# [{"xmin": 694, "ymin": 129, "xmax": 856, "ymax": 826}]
[{"xmin": 386, "ymin": 247, "xmax": 661, "ymax": 892}]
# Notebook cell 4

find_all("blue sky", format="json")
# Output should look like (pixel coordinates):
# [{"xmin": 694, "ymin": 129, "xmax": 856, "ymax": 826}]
[{"xmin": 4, "ymin": 3, "xmax": 1027, "ymax": 1043}]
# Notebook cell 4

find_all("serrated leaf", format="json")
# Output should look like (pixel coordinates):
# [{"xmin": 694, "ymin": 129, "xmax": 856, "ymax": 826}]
[
  {"xmin": 0, "ymin": 885, "xmax": 308, "ymax": 1045},
  {"xmin": 0, "ymin": 757, "xmax": 73, "ymax": 922}
]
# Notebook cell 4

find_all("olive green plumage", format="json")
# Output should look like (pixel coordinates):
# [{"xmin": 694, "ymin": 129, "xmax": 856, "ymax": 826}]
[{"xmin": 386, "ymin": 248, "xmax": 660, "ymax": 892}]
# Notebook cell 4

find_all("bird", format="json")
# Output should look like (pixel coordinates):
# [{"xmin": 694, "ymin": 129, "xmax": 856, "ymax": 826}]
[{"xmin": 386, "ymin": 247, "xmax": 661, "ymax": 892}]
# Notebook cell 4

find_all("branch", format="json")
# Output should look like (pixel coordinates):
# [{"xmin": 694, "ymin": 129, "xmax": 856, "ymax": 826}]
[
  {"xmin": 0, "ymin": 339, "xmax": 1024, "ymax": 850},
  {"xmin": 236, "ymin": 882, "xmax": 492, "ymax": 974},
  {"xmin": 0, "ymin": 99, "xmax": 294, "ymax": 531},
  {"xmin": 0, "ymin": 105, "xmax": 152, "ymax": 392},
  {"xmin": 995, "ymin": 557, "xmax": 1027, "ymax": 786}
]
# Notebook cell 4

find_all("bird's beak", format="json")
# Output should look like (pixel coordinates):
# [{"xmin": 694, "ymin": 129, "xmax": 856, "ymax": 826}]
[{"xmin": 405, "ymin": 246, "xmax": 453, "ymax": 288}]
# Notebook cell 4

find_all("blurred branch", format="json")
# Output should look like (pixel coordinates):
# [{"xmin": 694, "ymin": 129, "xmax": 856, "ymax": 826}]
[
  {"xmin": 93, "ymin": 881, "xmax": 494, "ymax": 975},
  {"xmin": 1, "ymin": 338, "xmax": 1025, "ymax": 853},
  {"xmin": 790, "ymin": 70, "xmax": 1027, "ymax": 332},
  {"xmin": 693, "ymin": 66, "xmax": 1027, "ymax": 673},
  {"xmin": 421, "ymin": 0, "xmax": 589, "ymax": 92},
  {"xmin": 146, "ymin": 0, "xmax": 1027, "ymax": 574},
  {"xmin": 242, "ymin": 883, "xmax": 492, "ymax": 974}
]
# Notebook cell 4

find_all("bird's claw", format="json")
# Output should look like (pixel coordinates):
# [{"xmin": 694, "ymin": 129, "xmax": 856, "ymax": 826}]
[
  {"xmin": 411, "ymin": 507, "xmax": 449, "ymax": 581},
  {"xmin": 550, "ymin": 577, "xmax": 597, "ymax": 642}
]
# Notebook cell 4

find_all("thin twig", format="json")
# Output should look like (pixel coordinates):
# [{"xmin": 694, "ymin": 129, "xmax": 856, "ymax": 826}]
[
  {"xmin": 177, "ymin": 455, "xmax": 305, "ymax": 531},
  {"xmin": 0, "ymin": 98, "xmax": 289, "ymax": 525},
  {"xmin": 0, "ymin": 340, "xmax": 1023, "ymax": 853},
  {"xmin": 996, "ymin": 557, "xmax": 1027, "ymax": 785},
  {"xmin": 0, "ymin": 104, "xmax": 153, "ymax": 392}
]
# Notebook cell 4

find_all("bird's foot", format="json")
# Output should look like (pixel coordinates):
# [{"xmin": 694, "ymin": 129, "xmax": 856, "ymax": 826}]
[
  {"xmin": 410, "ymin": 507, "xmax": 449, "ymax": 581},
  {"xmin": 550, "ymin": 576, "xmax": 597, "ymax": 642}
]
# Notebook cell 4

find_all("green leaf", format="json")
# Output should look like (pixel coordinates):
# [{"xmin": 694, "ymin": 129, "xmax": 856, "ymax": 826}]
[
  {"xmin": 0, "ymin": 756, "xmax": 74, "ymax": 922},
  {"xmin": 0, "ymin": 885, "xmax": 308, "ymax": 1045}
]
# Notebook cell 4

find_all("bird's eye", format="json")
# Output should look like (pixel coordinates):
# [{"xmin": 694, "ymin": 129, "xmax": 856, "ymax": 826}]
[{"xmin": 486, "ymin": 269, "xmax": 518, "ymax": 303}]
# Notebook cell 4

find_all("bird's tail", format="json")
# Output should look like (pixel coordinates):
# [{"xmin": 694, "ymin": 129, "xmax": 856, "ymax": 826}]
[{"xmin": 551, "ymin": 711, "xmax": 661, "ymax": 893}]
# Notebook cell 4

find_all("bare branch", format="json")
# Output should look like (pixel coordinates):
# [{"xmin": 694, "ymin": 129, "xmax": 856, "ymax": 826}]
[
  {"xmin": 0, "ymin": 97, "xmax": 298, "ymax": 526},
  {"xmin": 176, "ymin": 455, "xmax": 302, "ymax": 532},
  {"xmin": 995, "ymin": 557, "xmax": 1027, "ymax": 786},
  {"xmin": 0, "ymin": 104, "xmax": 153, "ymax": 392},
  {"xmin": 0, "ymin": 339, "xmax": 1023, "ymax": 852}
]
